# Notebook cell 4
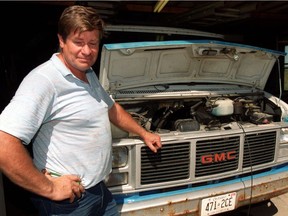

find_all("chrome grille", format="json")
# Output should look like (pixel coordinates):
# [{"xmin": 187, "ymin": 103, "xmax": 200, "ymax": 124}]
[
  {"xmin": 140, "ymin": 131, "xmax": 276, "ymax": 185},
  {"xmin": 195, "ymin": 136, "xmax": 240, "ymax": 177},
  {"xmin": 141, "ymin": 142, "xmax": 190, "ymax": 185},
  {"xmin": 243, "ymin": 131, "xmax": 276, "ymax": 167}
]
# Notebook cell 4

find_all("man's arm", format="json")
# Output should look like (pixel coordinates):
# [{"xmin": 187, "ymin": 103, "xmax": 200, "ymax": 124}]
[
  {"xmin": 0, "ymin": 131, "xmax": 84, "ymax": 202},
  {"xmin": 108, "ymin": 102, "xmax": 162, "ymax": 153}
]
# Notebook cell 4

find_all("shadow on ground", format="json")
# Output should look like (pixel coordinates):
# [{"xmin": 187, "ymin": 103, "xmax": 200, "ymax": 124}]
[{"xmin": 219, "ymin": 200, "xmax": 278, "ymax": 216}]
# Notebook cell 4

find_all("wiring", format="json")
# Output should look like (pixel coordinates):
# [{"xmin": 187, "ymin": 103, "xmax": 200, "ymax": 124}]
[{"xmin": 237, "ymin": 121, "xmax": 253, "ymax": 216}]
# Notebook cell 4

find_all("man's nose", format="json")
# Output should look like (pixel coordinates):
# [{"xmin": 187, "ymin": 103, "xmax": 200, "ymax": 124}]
[{"xmin": 81, "ymin": 44, "xmax": 92, "ymax": 55}]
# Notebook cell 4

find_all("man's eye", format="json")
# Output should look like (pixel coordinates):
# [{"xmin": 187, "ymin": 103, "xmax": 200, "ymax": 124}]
[
  {"xmin": 74, "ymin": 41, "xmax": 83, "ymax": 46},
  {"xmin": 89, "ymin": 43, "xmax": 98, "ymax": 48}
]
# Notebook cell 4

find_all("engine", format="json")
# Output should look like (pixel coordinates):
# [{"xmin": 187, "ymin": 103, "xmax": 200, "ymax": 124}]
[{"xmin": 120, "ymin": 95, "xmax": 280, "ymax": 134}]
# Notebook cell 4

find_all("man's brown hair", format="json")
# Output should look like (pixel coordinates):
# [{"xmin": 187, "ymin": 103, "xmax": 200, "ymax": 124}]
[{"xmin": 58, "ymin": 5, "xmax": 105, "ymax": 41}]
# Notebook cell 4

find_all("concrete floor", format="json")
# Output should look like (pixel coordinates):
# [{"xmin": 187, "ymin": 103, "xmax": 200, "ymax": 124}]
[
  {"xmin": 269, "ymin": 194, "xmax": 288, "ymax": 216},
  {"xmin": 219, "ymin": 193, "xmax": 288, "ymax": 216}
]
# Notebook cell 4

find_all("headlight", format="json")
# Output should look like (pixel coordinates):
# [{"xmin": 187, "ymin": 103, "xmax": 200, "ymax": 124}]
[
  {"xmin": 280, "ymin": 128, "xmax": 288, "ymax": 144},
  {"xmin": 105, "ymin": 172, "xmax": 128, "ymax": 187},
  {"xmin": 278, "ymin": 127, "xmax": 288, "ymax": 160},
  {"xmin": 112, "ymin": 146, "xmax": 128, "ymax": 168}
]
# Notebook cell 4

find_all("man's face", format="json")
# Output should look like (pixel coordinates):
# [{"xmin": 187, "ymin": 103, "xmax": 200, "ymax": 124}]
[{"xmin": 58, "ymin": 29, "xmax": 100, "ymax": 72}]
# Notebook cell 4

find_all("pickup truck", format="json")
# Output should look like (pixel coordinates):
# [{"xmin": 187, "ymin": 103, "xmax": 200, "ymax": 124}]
[{"xmin": 99, "ymin": 37, "xmax": 288, "ymax": 215}]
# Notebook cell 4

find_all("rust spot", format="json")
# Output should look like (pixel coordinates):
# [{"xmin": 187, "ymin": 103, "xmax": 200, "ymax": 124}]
[{"xmin": 237, "ymin": 194, "xmax": 245, "ymax": 201}]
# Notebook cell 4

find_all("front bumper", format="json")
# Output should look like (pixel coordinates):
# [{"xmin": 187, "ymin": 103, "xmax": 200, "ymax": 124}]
[{"xmin": 114, "ymin": 165, "xmax": 288, "ymax": 216}]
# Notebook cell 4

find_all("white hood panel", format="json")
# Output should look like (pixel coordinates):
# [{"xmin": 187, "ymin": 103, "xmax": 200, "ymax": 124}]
[{"xmin": 99, "ymin": 40, "xmax": 283, "ymax": 92}]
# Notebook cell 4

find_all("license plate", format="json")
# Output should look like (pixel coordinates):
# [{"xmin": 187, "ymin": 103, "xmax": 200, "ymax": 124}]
[{"xmin": 200, "ymin": 192, "xmax": 237, "ymax": 216}]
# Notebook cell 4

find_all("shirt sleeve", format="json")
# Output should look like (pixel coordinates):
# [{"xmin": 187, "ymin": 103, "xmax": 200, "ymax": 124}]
[{"xmin": 0, "ymin": 72, "xmax": 55, "ymax": 144}]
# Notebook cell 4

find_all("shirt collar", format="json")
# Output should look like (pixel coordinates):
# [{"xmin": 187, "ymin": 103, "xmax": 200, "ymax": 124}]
[{"xmin": 50, "ymin": 53, "xmax": 93, "ymax": 78}]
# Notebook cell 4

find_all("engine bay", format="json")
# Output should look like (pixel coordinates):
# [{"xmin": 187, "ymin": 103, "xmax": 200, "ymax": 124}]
[{"xmin": 120, "ymin": 94, "xmax": 282, "ymax": 134}]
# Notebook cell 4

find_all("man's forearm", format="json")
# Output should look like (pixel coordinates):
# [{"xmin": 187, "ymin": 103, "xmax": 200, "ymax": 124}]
[
  {"xmin": 109, "ymin": 103, "xmax": 162, "ymax": 153},
  {"xmin": 109, "ymin": 103, "xmax": 148, "ymax": 138},
  {"xmin": 0, "ymin": 131, "xmax": 53, "ymax": 198}
]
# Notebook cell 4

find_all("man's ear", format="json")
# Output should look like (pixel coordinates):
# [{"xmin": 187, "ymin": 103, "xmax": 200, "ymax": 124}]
[{"xmin": 58, "ymin": 34, "xmax": 64, "ymax": 48}]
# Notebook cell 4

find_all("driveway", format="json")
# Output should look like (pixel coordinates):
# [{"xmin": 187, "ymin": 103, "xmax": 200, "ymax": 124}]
[{"xmin": 220, "ymin": 193, "xmax": 288, "ymax": 216}]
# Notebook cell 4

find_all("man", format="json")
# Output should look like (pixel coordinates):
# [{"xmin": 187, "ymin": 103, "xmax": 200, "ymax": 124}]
[{"xmin": 0, "ymin": 5, "xmax": 162, "ymax": 216}]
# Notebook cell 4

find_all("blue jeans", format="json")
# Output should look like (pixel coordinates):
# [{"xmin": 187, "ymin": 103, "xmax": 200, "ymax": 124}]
[{"xmin": 31, "ymin": 181, "xmax": 120, "ymax": 216}]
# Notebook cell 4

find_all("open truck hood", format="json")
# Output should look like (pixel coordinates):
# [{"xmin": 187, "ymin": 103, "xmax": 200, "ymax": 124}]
[{"xmin": 99, "ymin": 40, "xmax": 284, "ymax": 92}]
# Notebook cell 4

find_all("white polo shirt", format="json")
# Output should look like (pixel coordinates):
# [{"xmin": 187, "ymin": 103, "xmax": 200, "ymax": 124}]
[{"xmin": 0, "ymin": 53, "xmax": 115, "ymax": 188}]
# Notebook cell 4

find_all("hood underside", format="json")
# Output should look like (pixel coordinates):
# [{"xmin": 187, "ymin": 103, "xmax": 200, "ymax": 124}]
[{"xmin": 99, "ymin": 40, "xmax": 285, "ymax": 92}]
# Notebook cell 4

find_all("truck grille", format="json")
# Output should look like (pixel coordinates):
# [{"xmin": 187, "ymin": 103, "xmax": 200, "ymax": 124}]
[
  {"xmin": 195, "ymin": 136, "xmax": 240, "ymax": 177},
  {"xmin": 140, "ymin": 131, "xmax": 276, "ymax": 185},
  {"xmin": 243, "ymin": 131, "xmax": 276, "ymax": 167},
  {"xmin": 141, "ymin": 142, "xmax": 190, "ymax": 184}
]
